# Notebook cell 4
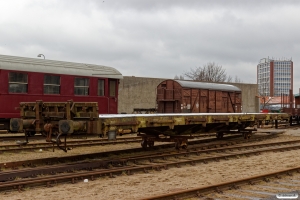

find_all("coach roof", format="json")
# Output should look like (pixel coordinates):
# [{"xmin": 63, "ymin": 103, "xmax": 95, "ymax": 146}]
[
  {"xmin": 0, "ymin": 54, "xmax": 123, "ymax": 79},
  {"xmin": 175, "ymin": 80, "xmax": 241, "ymax": 92}
]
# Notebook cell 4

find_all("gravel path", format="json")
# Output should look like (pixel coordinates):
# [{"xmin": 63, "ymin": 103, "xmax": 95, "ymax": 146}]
[{"xmin": 1, "ymin": 128, "xmax": 299, "ymax": 200}]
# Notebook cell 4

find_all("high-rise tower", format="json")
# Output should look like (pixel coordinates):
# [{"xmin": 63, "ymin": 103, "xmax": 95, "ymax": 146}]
[{"xmin": 257, "ymin": 57, "xmax": 293, "ymax": 97}]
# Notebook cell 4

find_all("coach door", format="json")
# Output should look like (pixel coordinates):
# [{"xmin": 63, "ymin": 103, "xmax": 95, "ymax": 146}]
[
  {"xmin": 182, "ymin": 89, "xmax": 191, "ymax": 113},
  {"xmin": 199, "ymin": 90, "xmax": 208, "ymax": 113},
  {"xmin": 208, "ymin": 90, "xmax": 216, "ymax": 113},
  {"xmin": 108, "ymin": 80, "xmax": 117, "ymax": 113},
  {"xmin": 157, "ymin": 88, "xmax": 173, "ymax": 113},
  {"xmin": 235, "ymin": 92, "xmax": 242, "ymax": 112},
  {"xmin": 190, "ymin": 89, "xmax": 200, "ymax": 113},
  {"xmin": 215, "ymin": 91, "xmax": 222, "ymax": 112},
  {"xmin": 222, "ymin": 93, "xmax": 228, "ymax": 113}
]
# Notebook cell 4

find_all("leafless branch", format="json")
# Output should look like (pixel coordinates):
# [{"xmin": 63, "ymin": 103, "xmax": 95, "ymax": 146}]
[{"xmin": 183, "ymin": 62, "xmax": 240, "ymax": 83}]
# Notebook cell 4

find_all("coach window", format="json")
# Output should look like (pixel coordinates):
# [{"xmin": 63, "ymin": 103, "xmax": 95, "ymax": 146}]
[
  {"xmin": 8, "ymin": 72, "xmax": 28, "ymax": 93},
  {"xmin": 98, "ymin": 79, "xmax": 105, "ymax": 96},
  {"xmin": 109, "ymin": 80, "xmax": 116, "ymax": 97},
  {"xmin": 74, "ymin": 78, "xmax": 89, "ymax": 95},
  {"xmin": 44, "ymin": 75, "xmax": 60, "ymax": 94}
]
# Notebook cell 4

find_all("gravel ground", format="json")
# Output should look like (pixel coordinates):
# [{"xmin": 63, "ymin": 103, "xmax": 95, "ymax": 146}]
[{"xmin": 0, "ymin": 128, "xmax": 300, "ymax": 200}]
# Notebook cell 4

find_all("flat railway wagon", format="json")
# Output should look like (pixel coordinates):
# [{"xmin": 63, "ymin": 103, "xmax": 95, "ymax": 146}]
[
  {"xmin": 0, "ymin": 54, "xmax": 123, "ymax": 132},
  {"xmin": 156, "ymin": 79, "xmax": 242, "ymax": 113},
  {"xmin": 10, "ymin": 100, "xmax": 290, "ymax": 151}
]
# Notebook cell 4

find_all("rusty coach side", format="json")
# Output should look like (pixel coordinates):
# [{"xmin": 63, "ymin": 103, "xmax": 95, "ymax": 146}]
[{"xmin": 156, "ymin": 80, "xmax": 242, "ymax": 113}]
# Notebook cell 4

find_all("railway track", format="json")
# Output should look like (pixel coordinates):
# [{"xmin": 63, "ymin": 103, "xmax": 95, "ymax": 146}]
[
  {"xmin": 0, "ymin": 134, "xmax": 89, "ymax": 142},
  {"xmin": 0, "ymin": 136, "xmax": 143, "ymax": 153},
  {"xmin": 0, "ymin": 133, "xmax": 292, "ymax": 192},
  {"xmin": 0, "ymin": 134, "xmax": 138, "ymax": 142},
  {"xmin": 0, "ymin": 138, "xmax": 299, "ymax": 182},
  {"xmin": 0, "ymin": 134, "xmax": 278, "ymax": 170},
  {"xmin": 142, "ymin": 168, "xmax": 300, "ymax": 200},
  {"xmin": 0, "ymin": 133, "xmax": 219, "ymax": 142},
  {"xmin": 0, "ymin": 130, "xmax": 283, "ymax": 154},
  {"xmin": 0, "ymin": 133, "xmax": 243, "ymax": 154}
]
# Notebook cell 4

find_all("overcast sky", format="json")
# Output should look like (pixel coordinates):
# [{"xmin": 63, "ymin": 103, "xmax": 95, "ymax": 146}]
[{"xmin": 1, "ymin": 0, "xmax": 300, "ymax": 92}]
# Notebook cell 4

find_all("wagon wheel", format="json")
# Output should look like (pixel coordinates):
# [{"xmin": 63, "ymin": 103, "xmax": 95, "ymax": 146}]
[
  {"xmin": 26, "ymin": 131, "xmax": 36, "ymax": 137},
  {"xmin": 147, "ymin": 141, "xmax": 154, "ymax": 148},
  {"xmin": 244, "ymin": 132, "xmax": 251, "ymax": 139},
  {"xmin": 216, "ymin": 132, "xmax": 224, "ymax": 139},
  {"xmin": 247, "ymin": 133, "xmax": 252, "ymax": 139},
  {"xmin": 175, "ymin": 140, "xmax": 181, "ymax": 150},
  {"xmin": 30, "ymin": 132, "xmax": 36, "ymax": 137},
  {"xmin": 181, "ymin": 143, "xmax": 188, "ymax": 149},
  {"xmin": 141, "ymin": 140, "xmax": 148, "ymax": 149}
]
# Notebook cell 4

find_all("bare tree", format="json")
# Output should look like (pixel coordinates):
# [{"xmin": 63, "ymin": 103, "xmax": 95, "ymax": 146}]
[
  {"xmin": 234, "ymin": 75, "xmax": 243, "ymax": 83},
  {"xmin": 183, "ymin": 62, "xmax": 240, "ymax": 83},
  {"xmin": 174, "ymin": 75, "xmax": 185, "ymax": 80}
]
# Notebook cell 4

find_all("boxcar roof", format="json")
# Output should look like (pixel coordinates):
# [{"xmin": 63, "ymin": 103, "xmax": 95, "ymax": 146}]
[
  {"xmin": 0, "ymin": 54, "xmax": 123, "ymax": 79},
  {"xmin": 175, "ymin": 80, "xmax": 241, "ymax": 92}
]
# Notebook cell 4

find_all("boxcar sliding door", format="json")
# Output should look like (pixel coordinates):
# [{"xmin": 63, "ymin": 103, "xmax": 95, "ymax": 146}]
[
  {"xmin": 208, "ymin": 90, "xmax": 216, "ymax": 113},
  {"xmin": 222, "ymin": 92, "xmax": 229, "ymax": 113},
  {"xmin": 182, "ymin": 89, "xmax": 191, "ymax": 113}
]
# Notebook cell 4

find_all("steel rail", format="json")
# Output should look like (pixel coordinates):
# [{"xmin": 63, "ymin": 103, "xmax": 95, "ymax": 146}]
[
  {"xmin": 0, "ymin": 133, "xmax": 219, "ymax": 149},
  {"xmin": 0, "ymin": 134, "xmax": 105, "ymax": 141},
  {"xmin": 0, "ymin": 133, "xmax": 227, "ymax": 153},
  {"xmin": 1, "ymin": 136, "xmax": 141, "ymax": 146},
  {"xmin": 0, "ymin": 138, "xmax": 142, "ymax": 153},
  {"xmin": 0, "ymin": 134, "xmax": 277, "ymax": 170},
  {"xmin": 0, "ymin": 133, "xmax": 218, "ymax": 142},
  {"xmin": 139, "ymin": 167, "xmax": 300, "ymax": 200},
  {"xmin": 0, "ymin": 138, "xmax": 299, "ymax": 182},
  {"xmin": 0, "ymin": 139, "xmax": 300, "ymax": 192}
]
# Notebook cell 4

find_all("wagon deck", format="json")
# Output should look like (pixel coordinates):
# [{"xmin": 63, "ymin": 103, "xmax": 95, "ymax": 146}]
[{"xmin": 100, "ymin": 112, "xmax": 289, "ymax": 149}]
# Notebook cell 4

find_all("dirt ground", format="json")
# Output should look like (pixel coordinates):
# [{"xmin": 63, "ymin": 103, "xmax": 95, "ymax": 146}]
[{"xmin": 1, "ymin": 128, "xmax": 300, "ymax": 200}]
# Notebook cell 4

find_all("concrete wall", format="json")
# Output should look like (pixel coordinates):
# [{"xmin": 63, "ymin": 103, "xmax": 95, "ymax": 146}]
[
  {"xmin": 230, "ymin": 82, "xmax": 259, "ymax": 113},
  {"xmin": 118, "ymin": 76, "xmax": 165, "ymax": 113},
  {"xmin": 118, "ymin": 76, "xmax": 259, "ymax": 114}
]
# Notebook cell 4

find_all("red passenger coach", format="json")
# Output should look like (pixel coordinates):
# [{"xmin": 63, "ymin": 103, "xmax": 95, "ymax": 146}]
[{"xmin": 0, "ymin": 54, "xmax": 123, "ymax": 131}]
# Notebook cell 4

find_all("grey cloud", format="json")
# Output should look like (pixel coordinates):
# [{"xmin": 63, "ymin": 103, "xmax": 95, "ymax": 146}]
[{"xmin": 1, "ymin": 0, "xmax": 300, "ymax": 92}]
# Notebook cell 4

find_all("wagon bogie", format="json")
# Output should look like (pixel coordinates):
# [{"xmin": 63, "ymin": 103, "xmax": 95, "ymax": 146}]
[{"xmin": 10, "ymin": 100, "xmax": 102, "ymax": 151}]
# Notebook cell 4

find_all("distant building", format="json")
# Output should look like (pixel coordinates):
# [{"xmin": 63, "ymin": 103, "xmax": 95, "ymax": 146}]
[{"xmin": 257, "ymin": 57, "xmax": 293, "ymax": 97}]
